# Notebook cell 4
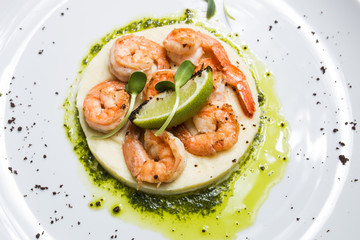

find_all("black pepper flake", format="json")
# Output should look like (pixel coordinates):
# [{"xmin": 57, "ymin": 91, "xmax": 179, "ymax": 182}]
[
  {"xmin": 34, "ymin": 185, "xmax": 48, "ymax": 190},
  {"xmin": 339, "ymin": 155, "xmax": 349, "ymax": 165},
  {"xmin": 95, "ymin": 201, "xmax": 101, "ymax": 207},
  {"xmin": 260, "ymin": 166, "xmax": 265, "ymax": 171},
  {"xmin": 36, "ymin": 233, "xmax": 40, "ymax": 239},
  {"xmin": 320, "ymin": 66, "xmax": 327, "ymax": 74},
  {"xmin": 338, "ymin": 141, "xmax": 345, "ymax": 147},
  {"xmin": 269, "ymin": 25, "xmax": 272, "ymax": 31},
  {"xmin": 297, "ymin": 26, "xmax": 301, "ymax": 29},
  {"xmin": 232, "ymin": 159, "xmax": 236, "ymax": 163},
  {"xmin": 154, "ymin": 175, "xmax": 158, "ymax": 179},
  {"xmin": 17, "ymin": 126, "xmax": 22, "ymax": 131},
  {"xmin": 333, "ymin": 128, "xmax": 338, "ymax": 133},
  {"xmin": 10, "ymin": 102, "xmax": 15, "ymax": 108},
  {"xmin": 113, "ymin": 206, "xmax": 120, "ymax": 214},
  {"xmin": 8, "ymin": 117, "xmax": 15, "ymax": 124},
  {"xmin": 38, "ymin": 50, "xmax": 44, "ymax": 55}
]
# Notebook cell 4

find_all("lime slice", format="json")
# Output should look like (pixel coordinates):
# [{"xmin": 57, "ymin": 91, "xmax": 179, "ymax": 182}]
[{"xmin": 130, "ymin": 67, "xmax": 213, "ymax": 129}]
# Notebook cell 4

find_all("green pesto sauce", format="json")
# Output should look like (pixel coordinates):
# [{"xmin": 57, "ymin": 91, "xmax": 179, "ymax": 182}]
[{"xmin": 63, "ymin": 10, "xmax": 290, "ymax": 240}]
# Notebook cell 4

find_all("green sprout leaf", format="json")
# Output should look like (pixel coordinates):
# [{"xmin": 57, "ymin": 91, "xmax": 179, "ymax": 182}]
[
  {"xmin": 223, "ymin": 0, "xmax": 235, "ymax": 20},
  {"xmin": 155, "ymin": 81, "xmax": 175, "ymax": 92},
  {"xmin": 207, "ymin": 0, "xmax": 216, "ymax": 19},
  {"xmin": 175, "ymin": 60, "xmax": 196, "ymax": 87},
  {"xmin": 93, "ymin": 71, "xmax": 146, "ymax": 139},
  {"xmin": 155, "ymin": 61, "xmax": 195, "ymax": 136},
  {"xmin": 127, "ymin": 71, "xmax": 147, "ymax": 93}
]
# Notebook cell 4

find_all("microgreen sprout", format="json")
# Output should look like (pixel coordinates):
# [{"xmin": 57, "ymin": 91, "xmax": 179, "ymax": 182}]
[
  {"xmin": 207, "ymin": 0, "xmax": 216, "ymax": 19},
  {"xmin": 223, "ymin": 0, "xmax": 235, "ymax": 20},
  {"xmin": 155, "ymin": 60, "xmax": 195, "ymax": 136}
]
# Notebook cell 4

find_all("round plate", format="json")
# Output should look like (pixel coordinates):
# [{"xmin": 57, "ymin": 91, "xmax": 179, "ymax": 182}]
[{"xmin": 0, "ymin": 0, "xmax": 359, "ymax": 239}]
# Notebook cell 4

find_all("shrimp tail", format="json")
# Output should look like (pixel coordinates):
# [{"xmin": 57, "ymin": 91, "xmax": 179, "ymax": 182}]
[{"xmin": 223, "ymin": 64, "xmax": 256, "ymax": 117}]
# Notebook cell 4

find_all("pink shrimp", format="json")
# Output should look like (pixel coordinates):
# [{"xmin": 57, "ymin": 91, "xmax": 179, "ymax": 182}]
[
  {"xmin": 163, "ymin": 28, "xmax": 256, "ymax": 117},
  {"xmin": 143, "ymin": 69, "xmax": 175, "ymax": 100},
  {"xmin": 83, "ymin": 80, "xmax": 130, "ymax": 133},
  {"xmin": 109, "ymin": 34, "xmax": 169, "ymax": 82},
  {"xmin": 123, "ymin": 124, "xmax": 185, "ymax": 187},
  {"xmin": 172, "ymin": 103, "xmax": 239, "ymax": 156}
]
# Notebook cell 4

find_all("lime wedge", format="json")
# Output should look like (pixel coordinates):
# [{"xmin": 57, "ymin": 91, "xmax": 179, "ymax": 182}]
[{"xmin": 130, "ymin": 67, "xmax": 213, "ymax": 129}]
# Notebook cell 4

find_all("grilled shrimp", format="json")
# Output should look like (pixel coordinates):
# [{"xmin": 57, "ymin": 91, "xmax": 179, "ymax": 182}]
[
  {"xmin": 109, "ymin": 34, "xmax": 169, "ymax": 82},
  {"xmin": 172, "ymin": 103, "xmax": 239, "ymax": 156},
  {"xmin": 143, "ymin": 69, "xmax": 175, "ymax": 100},
  {"xmin": 83, "ymin": 80, "xmax": 129, "ymax": 133},
  {"xmin": 123, "ymin": 124, "xmax": 185, "ymax": 187},
  {"xmin": 163, "ymin": 28, "xmax": 256, "ymax": 117}
]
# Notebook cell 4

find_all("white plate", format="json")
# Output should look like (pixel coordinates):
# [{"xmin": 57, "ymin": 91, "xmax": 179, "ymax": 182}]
[{"xmin": 0, "ymin": 0, "xmax": 359, "ymax": 239}]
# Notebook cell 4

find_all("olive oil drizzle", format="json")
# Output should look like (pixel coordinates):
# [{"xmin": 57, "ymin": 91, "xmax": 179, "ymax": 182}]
[{"xmin": 63, "ymin": 9, "xmax": 289, "ymax": 240}]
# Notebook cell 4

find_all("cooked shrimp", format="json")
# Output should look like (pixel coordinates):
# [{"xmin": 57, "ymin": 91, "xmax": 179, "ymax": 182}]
[
  {"xmin": 109, "ymin": 34, "xmax": 169, "ymax": 82},
  {"xmin": 163, "ymin": 28, "xmax": 204, "ymax": 65},
  {"xmin": 83, "ymin": 80, "xmax": 130, "ymax": 133},
  {"xmin": 143, "ymin": 69, "xmax": 175, "ymax": 100},
  {"xmin": 164, "ymin": 28, "xmax": 256, "ymax": 117},
  {"xmin": 123, "ymin": 124, "xmax": 185, "ymax": 187},
  {"xmin": 172, "ymin": 103, "xmax": 239, "ymax": 156}
]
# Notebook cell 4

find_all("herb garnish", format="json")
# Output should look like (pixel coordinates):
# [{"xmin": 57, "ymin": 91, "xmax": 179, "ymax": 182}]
[
  {"xmin": 206, "ymin": 0, "xmax": 216, "ymax": 19},
  {"xmin": 155, "ymin": 60, "xmax": 195, "ymax": 136},
  {"xmin": 223, "ymin": 0, "xmax": 235, "ymax": 20}
]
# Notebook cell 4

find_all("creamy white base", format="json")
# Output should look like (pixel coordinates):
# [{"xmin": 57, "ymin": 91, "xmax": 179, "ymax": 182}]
[{"xmin": 76, "ymin": 24, "xmax": 260, "ymax": 195}]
